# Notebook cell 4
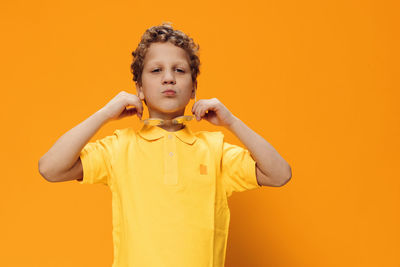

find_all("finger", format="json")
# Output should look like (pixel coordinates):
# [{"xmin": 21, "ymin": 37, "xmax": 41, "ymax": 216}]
[
  {"xmin": 118, "ymin": 107, "xmax": 135, "ymax": 119},
  {"xmin": 199, "ymin": 105, "xmax": 208, "ymax": 120},
  {"xmin": 192, "ymin": 99, "xmax": 203, "ymax": 113},
  {"xmin": 128, "ymin": 107, "xmax": 139, "ymax": 118},
  {"xmin": 197, "ymin": 106, "xmax": 204, "ymax": 120},
  {"xmin": 192, "ymin": 103, "xmax": 199, "ymax": 118},
  {"xmin": 200, "ymin": 105, "xmax": 208, "ymax": 118},
  {"xmin": 191, "ymin": 101, "xmax": 198, "ymax": 114},
  {"xmin": 195, "ymin": 104, "xmax": 202, "ymax": 120},
  {"xmin": 126, "ymin": 93, "xmax": 143, "ymax": 113},
  {"xmin": 126, "ymin": 107, "xmax": 139, "ymax": 116},
  {"xmin": 127, "ymin": 94, "xmax": 143, "ymax": 116}
]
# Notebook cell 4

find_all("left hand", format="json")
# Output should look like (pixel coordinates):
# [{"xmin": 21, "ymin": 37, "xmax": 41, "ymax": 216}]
[{"xmin": 191, "ymin": 98, "xmax": 237, "ymax": 127}]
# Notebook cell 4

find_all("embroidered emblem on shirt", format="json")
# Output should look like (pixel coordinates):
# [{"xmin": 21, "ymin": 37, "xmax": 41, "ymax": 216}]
[{"xmin": 200, "ymin": 164, "xmax": 208, "ymax": 175}]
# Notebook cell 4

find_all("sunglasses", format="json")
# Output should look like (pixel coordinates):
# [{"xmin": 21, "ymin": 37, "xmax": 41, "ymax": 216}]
[{"xmin": 139, "ymin": 115, "xmax": 195, "ymax": 126}]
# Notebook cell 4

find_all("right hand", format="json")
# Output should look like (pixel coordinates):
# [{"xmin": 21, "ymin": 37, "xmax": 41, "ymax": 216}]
[{"xmin": 101, "ymin": 91, "xmax": 144, "ymax": 122}]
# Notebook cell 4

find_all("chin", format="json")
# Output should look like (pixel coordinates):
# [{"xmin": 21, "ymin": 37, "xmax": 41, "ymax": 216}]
[
  {"xmin": 151, "ymin": 105, "xmax": 186, "ymax": 114},
  {"xmin": 159, "ymin": 101, "xmax": 189, "ymax": 110}
]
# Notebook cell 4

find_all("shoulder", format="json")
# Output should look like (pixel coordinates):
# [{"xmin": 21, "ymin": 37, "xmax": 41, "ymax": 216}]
[
  {"xmin": 194, "ymin": 130, "xmax": 224, "ymax": 141},
  {"xmin": 193, "ymin": 130, "xmax": 226, "ymax": 150},
  {"xmin": 99, "ymin": 127, "xmax": 136, "ymax": 148},
  {"xmin": 113, "ymin": 127, "xmax": 136, "ymax": 140}
]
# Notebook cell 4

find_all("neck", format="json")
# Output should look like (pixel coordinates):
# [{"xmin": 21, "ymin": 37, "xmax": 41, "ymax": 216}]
[
  {"xmin": 148, "ymin": 109, "xmax": 185, "ymax": 120},
  {"xmin": 157, "ymin": 124, "xmax": 185, "ymax": 132}
]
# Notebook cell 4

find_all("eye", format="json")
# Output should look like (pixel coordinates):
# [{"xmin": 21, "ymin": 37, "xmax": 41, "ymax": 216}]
[{"xmin": 151, "ymin": 68, "xmax": 184, "ymax": 73}]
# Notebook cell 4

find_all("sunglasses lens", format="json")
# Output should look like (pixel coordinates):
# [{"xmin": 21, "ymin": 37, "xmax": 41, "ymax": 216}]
[
  {"xmin": 172, "ymin": 115, "xmax": 194, "ymax": 125},
  {"xmin": 142, "ymin": 115, "xmax": 195, "ymax": 126},
  {"xmin": 144, "ymin": 118, "xmax": 164, "ymax": 126}
]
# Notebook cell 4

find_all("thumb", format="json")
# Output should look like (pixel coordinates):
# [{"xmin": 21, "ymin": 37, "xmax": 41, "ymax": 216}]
[{"xmin": 118, "ymin": 107, "xmax": 140, "ymax": 120}]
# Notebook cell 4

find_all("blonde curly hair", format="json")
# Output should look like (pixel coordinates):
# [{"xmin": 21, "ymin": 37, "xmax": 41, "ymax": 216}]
[{"xmin": 130, "ymin": 22, "xmax": 201, "ymax": 92}]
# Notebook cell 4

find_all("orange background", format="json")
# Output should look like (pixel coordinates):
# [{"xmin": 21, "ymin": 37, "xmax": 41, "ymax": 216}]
[{"xmin": 1, "ymin": 0, "xmax": 399, "ymax": 266}]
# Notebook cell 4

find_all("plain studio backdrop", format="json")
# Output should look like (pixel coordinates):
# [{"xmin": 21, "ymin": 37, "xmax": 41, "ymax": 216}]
[{"xmin": 0, "ymin": 0, "xmax": 398, "ymax": 266}]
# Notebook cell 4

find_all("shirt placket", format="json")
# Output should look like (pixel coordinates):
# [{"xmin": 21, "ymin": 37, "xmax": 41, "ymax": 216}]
[{"xmin": 163, "ymin": 132, "xmax": 178, "ymax": 185}]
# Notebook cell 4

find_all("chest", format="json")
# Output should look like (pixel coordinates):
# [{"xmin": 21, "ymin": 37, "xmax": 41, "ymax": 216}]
[
  {"xmin": 111, "ymin": 136, "xmax": 229, "ymax": 230},
  {"xmin": 115, "ymin": 137, "xmax": 218, "ymax": 194}
]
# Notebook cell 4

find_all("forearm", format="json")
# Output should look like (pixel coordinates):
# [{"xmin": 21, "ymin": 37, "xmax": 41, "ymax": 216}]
[
  {"xmin": 225, "ymin": 115, "xmax": 291, "ymax": 183},
  {"xmin": 39, "ymin": 108, "xmax": 109, "ymax": 178}
]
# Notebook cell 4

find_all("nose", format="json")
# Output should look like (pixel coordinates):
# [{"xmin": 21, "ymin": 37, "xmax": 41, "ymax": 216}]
[{"xmin": 162, "ymin": 69, "xmax": 176, "ymax": 85}]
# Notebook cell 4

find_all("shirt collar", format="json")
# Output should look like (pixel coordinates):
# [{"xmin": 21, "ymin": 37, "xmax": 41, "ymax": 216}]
[{"xmin": 138, "ymin": 124, "xmax": 197, "ymax": 145}]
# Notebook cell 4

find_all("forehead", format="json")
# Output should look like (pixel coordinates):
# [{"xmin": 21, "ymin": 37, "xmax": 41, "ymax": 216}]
[{"xmin": 144, "ymin": 42, "xmax": 190, "ymax": 66}]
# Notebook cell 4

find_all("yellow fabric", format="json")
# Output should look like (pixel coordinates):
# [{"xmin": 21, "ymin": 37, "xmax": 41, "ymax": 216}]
[{"xmin": 78, "ymin": 124, "xmax": 261, "ymax": 267}]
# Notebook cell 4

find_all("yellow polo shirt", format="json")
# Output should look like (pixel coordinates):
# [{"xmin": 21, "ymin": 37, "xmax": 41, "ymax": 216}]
[{"xmin": 77, "ymin": 124, "xmax": 261, "ymax": 267}]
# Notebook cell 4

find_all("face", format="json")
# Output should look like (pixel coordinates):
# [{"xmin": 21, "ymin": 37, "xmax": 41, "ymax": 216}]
[{"xmin": 136, "ymin": 42, "xmax": 197, "ymax": 119}]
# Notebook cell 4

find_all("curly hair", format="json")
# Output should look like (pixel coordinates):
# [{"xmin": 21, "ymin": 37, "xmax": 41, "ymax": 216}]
[{"xmin": 130, "ymin": 22, "xmax": 201, "ymax": 90}]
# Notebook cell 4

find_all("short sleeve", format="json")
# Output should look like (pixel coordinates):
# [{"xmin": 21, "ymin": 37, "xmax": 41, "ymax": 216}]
[
  {"xmin": 77, "ymin": 130, "xmax": 120, "ymax": 186},
  {"xmin": 221, "ymin": 141, "xmax": 262, "ymax": 198}
]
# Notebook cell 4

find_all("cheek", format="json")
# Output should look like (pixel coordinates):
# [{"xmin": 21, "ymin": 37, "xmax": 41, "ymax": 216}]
[
  {"xmin": 142, "ymin": 78, "xmax": 159, "ymax": 92},
  {"xmin": 180, "ymin": 76, "xmax": 193, "ymax": 87},
  {"xmin": 142, "ymin": 72, "xmax": 157, "ymax": 83}
]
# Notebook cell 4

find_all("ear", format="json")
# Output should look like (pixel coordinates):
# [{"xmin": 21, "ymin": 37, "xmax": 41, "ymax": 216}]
[
  {"xmin": 135, "ymin": 82, "xmax": 145, "ymax": 101},
  {"xmin": 191, "ymin": 81, "xmax": 197, "ymax": 100}
]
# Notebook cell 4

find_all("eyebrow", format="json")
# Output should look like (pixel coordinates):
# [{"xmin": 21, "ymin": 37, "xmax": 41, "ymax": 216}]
[{"xmin": 147, "ymin": 60, "xmax": 188, "ymax": 66}]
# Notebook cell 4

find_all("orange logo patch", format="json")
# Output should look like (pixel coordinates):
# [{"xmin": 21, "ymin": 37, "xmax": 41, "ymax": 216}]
[{"xmin": 200, "ymin": 164, "xmax": 208, "ymax": 175}]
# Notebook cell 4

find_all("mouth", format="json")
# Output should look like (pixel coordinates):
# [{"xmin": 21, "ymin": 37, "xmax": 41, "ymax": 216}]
[{"xmin": 162, "ymin": 89, "xmax": 176, "ymax": 96}]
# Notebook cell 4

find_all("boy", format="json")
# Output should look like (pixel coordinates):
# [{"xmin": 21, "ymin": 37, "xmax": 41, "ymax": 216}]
[{"xmin": 38, "ymin": 22, "xmax": 292, "ymax": 267}]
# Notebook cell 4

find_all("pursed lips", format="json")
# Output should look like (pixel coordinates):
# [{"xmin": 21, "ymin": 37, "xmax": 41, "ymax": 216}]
[{"xmin": 162, "ymin": 89, "xmax": 176, "ymax": 93}]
